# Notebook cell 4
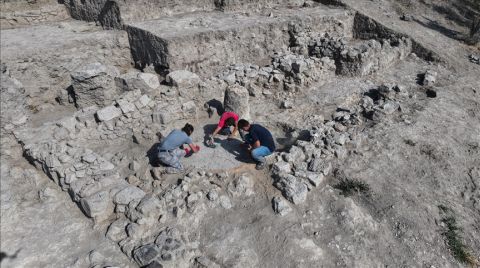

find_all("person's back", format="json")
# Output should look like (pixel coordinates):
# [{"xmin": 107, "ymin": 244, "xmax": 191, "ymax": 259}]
[
  {"xmin": 158, "ymin": 129, "xmax": 192, "ymax": 151},
  {"xmin": 156, "ymin": 123, "xmax": 199, "ymax": 174},
  {"xmin": 249, "ymin": 124, "xmax": 276, "ymax": 152}
]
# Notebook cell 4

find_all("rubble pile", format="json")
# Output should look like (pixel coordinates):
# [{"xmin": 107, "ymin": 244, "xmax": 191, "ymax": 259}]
[
  {"xmin": 270, "ymin": 82, "xmax": 412, "ymax": 210},
  {"xmin": 217, "ymin": 31, "xmax": 413, "ymax": 100},
  {"xmin": 295, "ymin": 32, "xmax": 413, "ymax": 76}
]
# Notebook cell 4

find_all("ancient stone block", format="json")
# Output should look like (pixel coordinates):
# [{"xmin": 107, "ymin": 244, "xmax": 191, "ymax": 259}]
[
  {"xmin": 116, "ymin": 70, "xmax": 160, "ymax": 93},
  {"xmin": 272, "ymin": 196, "xmax": 292, "ymax": 216},
  {"xmin": 133, "ymin": 243, "xmax": 160, "ymax": 266},
  {"xmin": 80, "ymin": 190, "xmax": 112, "ymax": 220},
  {"xmin": 274, "ymin": 173, "xmax": 308, "ymax": 204},
  {"xmin": 114, "ymin": 186, "xmax": 146, "ymax": 205},
  {"xmin": 71, "ymin": 62, "xmax": 120, "ymax": 108},
  {"xmin": 224, "ymin": 84, "xmax": 250, "ymax": 120},
  {"xmin": 96, "ymin": 105, "xmax": 122, "ymax": 122},
  {"xmin": 166, "ymin": 70, "xmax": 200, "ymax": 88},
  {"xmin": 106, "ymin": 218, "xmax": 129, "ymax": 242}
]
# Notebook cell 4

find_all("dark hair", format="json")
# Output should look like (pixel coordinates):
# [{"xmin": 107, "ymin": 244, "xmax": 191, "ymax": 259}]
[
  {"xmin": 225, "ymin": 117, "xmax": 236, "ymax": 127},
  {"xmin": 238, "ymin": 119, "xmax": 249, "ymax": 129},
  {"xmin": 182, "ymin": 123, "xmax": 194, "ymax": 136}
]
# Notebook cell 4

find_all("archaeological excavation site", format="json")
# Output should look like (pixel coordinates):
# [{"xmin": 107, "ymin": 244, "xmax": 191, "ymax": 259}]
[{"xmin": 1, "ymin": 0, "xmax": 480, "ymax": 267}]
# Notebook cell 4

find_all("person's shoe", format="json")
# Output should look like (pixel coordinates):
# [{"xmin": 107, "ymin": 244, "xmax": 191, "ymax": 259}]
[
  {"xmin": 166, "ymin": 166, "xmax": 185, "ymax": 174},
  {"xmin": 255, "ymin": 162, "xmax": 266, "ymax": 170}
]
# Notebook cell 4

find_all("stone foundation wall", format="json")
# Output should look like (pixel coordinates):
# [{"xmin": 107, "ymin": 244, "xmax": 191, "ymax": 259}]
[
  {"xmin": 126, "ymin": 8, "xmax": 353, "ymax": 76},
  {"xmin": 0, "ymin": 0, "xmax": 70, "ymax": 29}
]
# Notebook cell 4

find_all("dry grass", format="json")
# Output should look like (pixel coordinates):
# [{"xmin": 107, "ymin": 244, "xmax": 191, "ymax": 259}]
[{"xmin": 438, "ymin": 206, "xmax": 479, "ymax": 266}]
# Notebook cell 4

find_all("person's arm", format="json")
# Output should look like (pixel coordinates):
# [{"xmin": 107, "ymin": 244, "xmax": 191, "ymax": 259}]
[
  {"xmin": 188, "ymin": 143, "xmax": 200, "ymax": 153},
  {"xmin": 229, "ymin": 122, "xmax": 238, "ymax": 139},
  {"xmin": 185, "ymin": 136, "xmax": 199, "ymax": 153},
  {"xmin": 249, "ymin": 131, "xmax": 260, "ymax": 150},
  {"xmin": 211, "ymin": 126, "xmax": 222, "ymax": 139}
]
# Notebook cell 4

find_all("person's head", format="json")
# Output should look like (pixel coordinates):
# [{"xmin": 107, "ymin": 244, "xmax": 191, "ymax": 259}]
[
  {"xmin": 225, "ymin": 117, "xmax": 236, "ymax": 127},
  {"xmin": 182, "ymin": 123, "xmax": 194, "ymax": 136},
  {"xmin": 238, "ymin": 119, "xmax": 250, "ymax": 131}
]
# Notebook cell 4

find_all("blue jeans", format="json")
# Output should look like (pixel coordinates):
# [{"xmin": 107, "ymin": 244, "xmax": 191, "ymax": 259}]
[
  {"xmin": 219, "ymin": 127, "xmax": 232, "ymax": 135},
  {"xmin": 251, "ymin": 146, "xmax": 272, "ymax": 163}
]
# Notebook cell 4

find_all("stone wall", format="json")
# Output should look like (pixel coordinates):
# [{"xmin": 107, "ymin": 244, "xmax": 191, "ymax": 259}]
[
  {"xmin": 0, "ymin": 0, "xmax": 70, "ymax": 29},
  {"xmin": 335, "ymin": 38, "xmax": 412, "ymax": 76},
  {"xmin": 126, "ymin": 7, "xmax": 353, "ymax": 76},
  {"xmin": 352, "ymin": 12, "xmax": 442, "ymax": 62}
]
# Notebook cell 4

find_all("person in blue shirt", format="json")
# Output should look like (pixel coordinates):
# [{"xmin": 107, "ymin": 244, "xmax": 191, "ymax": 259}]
[
  {"xmin": 157, "ymin": 123, "xmax": 200, "ymax": 173},
  {"xmin": 237, "ymin": 119, "xmax": 276, "ymax": 170}
]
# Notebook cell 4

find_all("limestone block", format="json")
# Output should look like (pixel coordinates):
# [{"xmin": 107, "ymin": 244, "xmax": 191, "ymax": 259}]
[
  {"xmin": 96, "ymin": 106, "xmax": 122, "ymax": 122},
  {"xmin": 106, "ymin": 218, "xmax": 129, "ymax": 242},
  {"xmin": 223, "ymin": 84, "xmax": 250, "ymax": 120},
  {"xmin": 133, "ymin": 243, "xmax": 160, "ymax": 266},
  {"xmin": 166, "ymin": 70, "xmax": 200, "ymax": 88},
  {"xmin": 273, "ymin": 160, "xmax": 292, "ymax": 175},
  {"xmin": 117, "ymin": 99, "xmax": 136, "ymax": 114},
  {"xmin": 136, "ymin": 195, "xmax": 163, "ymax": 217},
  {"xmin": 295, "ymin": 170, "xmax": 326, "ymax": 187},
  {"xmin": 274, "ymin": 173, "xmax": 308, "ymax": 204},
  {"xmin": 80, "ymin": 190, "xmax": 113, "ymax": 220},
  {"xmin": 422, "ymin": 70, "xmax": 437, "ymax": 86},
  {"xmin": 116, "ymin": 70, "xmax": 160, "ymax": 93},
  {"xmin": 114, "ymin": 186, "xmax": 146, "ymax": 205},
  {"xmin": 272, "ymin": 196, "xmax": 292, "ymax": 216},
  {"xmin": 71, "ymin": 62, "xmax": 120, "ymax": 108},
  {"xmin": 283, "ymin": 146, "xmax": 305, "ymax": 165},
  {"xmin": 181, "ymin": 101, "xmax": 197, "ymax": 118},
  {"xmin": 308, "ymin": 159, "xmax": 332, "ymax": 175}
]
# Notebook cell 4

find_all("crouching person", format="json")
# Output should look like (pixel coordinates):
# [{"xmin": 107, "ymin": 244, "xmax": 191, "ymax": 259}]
[
  {"xmin": 238, "ymin": 119, "xmax": 275, "ymax": 170},
  {"xmin": 157, "ymin": 123, "xmax": 200, "ymax": 174},
  {"xmin": 207, "ymin": 111, "xmax": 239, "ymax": 147}
]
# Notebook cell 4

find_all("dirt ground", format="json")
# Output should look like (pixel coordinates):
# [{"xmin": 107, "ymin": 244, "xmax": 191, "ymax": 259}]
[{"xmin": 1, "ymin": 0, "xmax": 479, "ymax": 267}]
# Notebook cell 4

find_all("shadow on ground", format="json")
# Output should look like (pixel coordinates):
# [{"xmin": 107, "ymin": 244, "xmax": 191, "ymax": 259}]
[
  {"xmin": 414, "ymin": 17, "xmax": 463, "ymax": 40},
  {"xmin": 147, "ymin": 142, "xmax": 160, "ymax": 166},
  {"xmin": 203, "ymin": 124, "xmax": 253, "ymax": 164}
]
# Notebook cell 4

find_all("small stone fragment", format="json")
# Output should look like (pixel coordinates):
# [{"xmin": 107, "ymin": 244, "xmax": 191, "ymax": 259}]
[
  {"xmin": 272, "ymin": 196, "xmax": 292, "ymax": 216},
  {"xmin": 96, "ymin": 106, "xmax": 122, "ymax": 122},
  {"xmin": 133, "ymin": 243, "xmax": 159, "ymax": 266},
  {"xmin": 219, "ymin": 195, "xmax": 232, "ymax": 209},
  {"xmin": 422, "ymin": 70, "xmax": 437, "ymax": 86}
]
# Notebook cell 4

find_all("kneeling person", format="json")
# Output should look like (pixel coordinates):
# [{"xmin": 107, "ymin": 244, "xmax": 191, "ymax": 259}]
[
  {"xmin": 238, "ymin": 119, "xmax": 275, "ymax": 170},
  {"xmin": 157, "ymin": 123, "xmax": 199, "ymax": 173},
  {"xmin": 208, "ymin": 111, "xmax": 239, "ymax": 147}
]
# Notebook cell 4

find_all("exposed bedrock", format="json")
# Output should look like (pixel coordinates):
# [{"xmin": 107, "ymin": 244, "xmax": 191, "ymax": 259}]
[
  {"xmin": 126, "ymin": 7, "xmax": 353, "ymax": 76},
  {"xmin": 63, "ymin": 0, "xmax": 308, "ymax": 29}
]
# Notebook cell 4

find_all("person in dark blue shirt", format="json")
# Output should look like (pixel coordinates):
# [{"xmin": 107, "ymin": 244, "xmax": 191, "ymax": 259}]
[{"xmin": 238, "ymin": 119, "xmax": 276, "ymax": 170}]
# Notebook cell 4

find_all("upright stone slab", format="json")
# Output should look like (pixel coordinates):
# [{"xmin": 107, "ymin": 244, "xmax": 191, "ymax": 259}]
[
  {"xmin": 71, "ymin": 62, "xmax": 120, "ymax": 108},
  {"xmin": 224, "ymin": 84, "xmax": 250, "ymax": 120}
]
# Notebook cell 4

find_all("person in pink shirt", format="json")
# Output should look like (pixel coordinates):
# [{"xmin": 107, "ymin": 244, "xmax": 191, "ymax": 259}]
[{"xmin": 208, "ymin": 111, "xmax": 239, "ymax": 144}]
